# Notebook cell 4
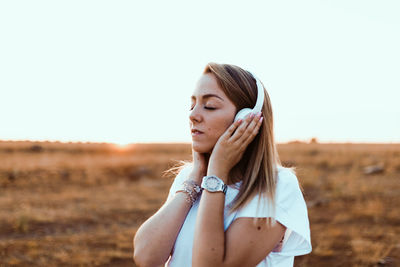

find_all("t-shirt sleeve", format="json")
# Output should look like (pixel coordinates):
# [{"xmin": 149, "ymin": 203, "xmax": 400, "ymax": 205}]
[
  {"xmin": 234, "ymin": 168, "xmax": 312, "ymax": 256},
  {"xmin": 166, "ymin": 164, "xmax": 193, "ymax": 203}
]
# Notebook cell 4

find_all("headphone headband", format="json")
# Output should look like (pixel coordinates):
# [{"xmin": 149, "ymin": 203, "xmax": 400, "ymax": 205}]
[
  {"xmin": 248, "ymin": 71, "xmax": 264, "ymax": 114},
  {"xmin": 233, "ymin": 71, "xmax": 265, "ymax": 122}
]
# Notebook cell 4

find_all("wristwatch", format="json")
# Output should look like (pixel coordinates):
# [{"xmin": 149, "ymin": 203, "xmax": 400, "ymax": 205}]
[{"xmin": 201, "ymin": 175, "xmax": 227, "ymax": 194}]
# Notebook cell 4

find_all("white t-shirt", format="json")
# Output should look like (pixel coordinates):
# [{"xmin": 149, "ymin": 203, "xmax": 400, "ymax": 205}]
[{"xmin": 165, "ymin": 164, "xmax": 312, "ymax": 267}]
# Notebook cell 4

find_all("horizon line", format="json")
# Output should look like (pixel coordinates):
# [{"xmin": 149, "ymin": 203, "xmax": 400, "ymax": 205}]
[{"xmin": 1, "ymin": 138, "xmax": 399, "ymax": 146}]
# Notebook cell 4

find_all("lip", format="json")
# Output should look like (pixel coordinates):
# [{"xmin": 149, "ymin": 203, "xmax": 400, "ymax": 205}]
[{"xmin": 191, "ymin": 128, "xmax": 204, "ymax": 137}]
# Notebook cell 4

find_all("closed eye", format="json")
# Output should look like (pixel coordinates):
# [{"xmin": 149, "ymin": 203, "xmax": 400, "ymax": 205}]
[{"xmin": 189, "ymin": 106, "xmax": 216, "ymax": 111}]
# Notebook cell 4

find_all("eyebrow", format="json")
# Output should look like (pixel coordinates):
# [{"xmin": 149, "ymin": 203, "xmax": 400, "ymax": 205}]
[{"xmin": 191, "ymin": 94, "xmax": 224, "ymax": 101}]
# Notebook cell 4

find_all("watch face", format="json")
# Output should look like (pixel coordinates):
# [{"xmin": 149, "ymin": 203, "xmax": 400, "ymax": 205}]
[{"xmin": 206, "ymin": 176, "xmax": 220, "ymax": 190}]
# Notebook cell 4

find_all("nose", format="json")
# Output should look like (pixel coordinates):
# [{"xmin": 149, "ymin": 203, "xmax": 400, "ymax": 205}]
[{"xmin": 189, "ymin": 105, "xmax": 202, "ymax": 123}]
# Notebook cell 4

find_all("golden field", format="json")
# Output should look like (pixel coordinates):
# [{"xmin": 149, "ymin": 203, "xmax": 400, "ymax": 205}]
[{"xmin": 0, "ymin": 141, "xmax": 399, "ymax": 267}]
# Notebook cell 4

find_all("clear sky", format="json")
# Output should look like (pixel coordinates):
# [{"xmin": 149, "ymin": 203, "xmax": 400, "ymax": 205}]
[{"xmin": 1, "ymin": 0, "xmax": 399, "ymax": 145}]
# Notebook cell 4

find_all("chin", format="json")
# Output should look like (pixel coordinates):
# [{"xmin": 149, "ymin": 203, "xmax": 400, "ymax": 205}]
[{"xmin": 192, "ymin": 141, "xmax": 213, "ymax": 154}]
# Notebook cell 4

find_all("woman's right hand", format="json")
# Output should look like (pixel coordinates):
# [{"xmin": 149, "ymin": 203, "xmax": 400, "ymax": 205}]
[{"xmin": 190, "ymin": 147, "xmax": 210, "ymax": 184}]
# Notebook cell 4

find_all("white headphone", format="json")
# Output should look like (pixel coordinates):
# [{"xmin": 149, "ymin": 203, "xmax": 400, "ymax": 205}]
[{"xmin": 233, "ymin": 72, "xmax": 265, "ymax": 122}]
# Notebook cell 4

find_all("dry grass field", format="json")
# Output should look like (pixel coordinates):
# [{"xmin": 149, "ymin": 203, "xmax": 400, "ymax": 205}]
[{"xmin": 0, "ymin": 140, "xmax": 399, "ymax": 266}]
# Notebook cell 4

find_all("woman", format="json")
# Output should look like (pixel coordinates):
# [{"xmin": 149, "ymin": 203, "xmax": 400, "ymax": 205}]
[{"xmin": 133, "ymin": 63, "xmax": 311, "ymax": 267}]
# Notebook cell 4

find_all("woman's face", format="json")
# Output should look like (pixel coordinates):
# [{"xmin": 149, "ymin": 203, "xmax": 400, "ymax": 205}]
[{"xmin": 189, "ymin": 73, "xmax": 237, "ymax": 153}]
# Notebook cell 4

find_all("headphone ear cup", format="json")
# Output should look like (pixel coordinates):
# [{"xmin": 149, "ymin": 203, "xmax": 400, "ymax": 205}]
[{"xmin": 234, "ymin": 108, "xmax": 252, "ymax": 122}]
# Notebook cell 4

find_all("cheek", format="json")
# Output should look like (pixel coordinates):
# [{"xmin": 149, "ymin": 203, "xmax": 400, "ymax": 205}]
[{"xmin": 209, "ymin": 118, "xmax": 233, "ymax": 138}]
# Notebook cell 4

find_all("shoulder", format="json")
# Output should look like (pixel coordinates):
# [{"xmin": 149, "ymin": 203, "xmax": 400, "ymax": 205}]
[
  {"xmin": 276, "ymin": 166, "xmax": 300, "ymax": 189},
  {"xmin": 234, "ymin": 166, "xmax": 301, "ymax": 218},
  {"xmin": 275, "ymin": 167, "xmax": 303, "ymax": 208}
]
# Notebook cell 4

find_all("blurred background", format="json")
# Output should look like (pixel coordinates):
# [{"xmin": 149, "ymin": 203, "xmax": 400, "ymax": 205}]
[{"xmin": 0, "ymin": 0, "xmax": 399, "ymax": 266}]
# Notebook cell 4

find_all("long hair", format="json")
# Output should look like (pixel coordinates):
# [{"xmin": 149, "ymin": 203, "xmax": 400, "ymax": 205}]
[
  {"xmin": 166, "ymin": 62, "xmax": 284, "ymax": 220},
  {"xmin": 203, "ymin": 62, "xmax": 282, "ymax": 215}
]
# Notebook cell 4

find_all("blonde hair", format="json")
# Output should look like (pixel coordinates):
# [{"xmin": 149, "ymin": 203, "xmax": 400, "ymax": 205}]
[{"xmin": 203, "ymin": 63, "xmax": 282, "ymax": 216}]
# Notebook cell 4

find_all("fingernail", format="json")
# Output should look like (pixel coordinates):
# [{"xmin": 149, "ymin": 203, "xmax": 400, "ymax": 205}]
[{"xmin": 259, "ymin": 117, "xmax": 263, "ymax": 123}]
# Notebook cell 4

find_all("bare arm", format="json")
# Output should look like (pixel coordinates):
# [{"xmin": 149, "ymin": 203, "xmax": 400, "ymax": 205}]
[
  {"xmin": 133, "ymin": 170, "xmax": 202, "ymax": 267},
  {"xmin": 192, "ymin": 170, "xmax": 286, "ymax": 267}
]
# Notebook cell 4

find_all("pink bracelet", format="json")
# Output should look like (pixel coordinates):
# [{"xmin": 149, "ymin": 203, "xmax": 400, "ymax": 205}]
[{"xmin": 176, "ymin": 180, "xmax": 202, "ymax": 205}]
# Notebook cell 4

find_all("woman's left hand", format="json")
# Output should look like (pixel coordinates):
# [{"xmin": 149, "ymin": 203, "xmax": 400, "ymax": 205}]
[{"xmin": 207, "ymin": 112, "xmax": 263, "ymax": 182}]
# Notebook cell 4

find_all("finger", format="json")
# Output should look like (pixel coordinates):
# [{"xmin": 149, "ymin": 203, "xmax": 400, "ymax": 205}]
[
  {"xmin": 245, "ymin": 112, "xmax": 262, "ymax": 134},
  {"xmin": 235, "ymin": 112, "xmax": 262, "ymax": 147},
  {"xmin": 229, "ymin": 113, "xmax": 252, "ymax": 142},
  {"xmin": 241, "ymin": 115, "xmax": 263, "ymax": 149},
  {"xmin": 231, "ymin": 112, "xmax": 260, "ymax": 143},
  {"xmin": 223, "ymin": 118, "xmax": 244, "ymax": 139}
]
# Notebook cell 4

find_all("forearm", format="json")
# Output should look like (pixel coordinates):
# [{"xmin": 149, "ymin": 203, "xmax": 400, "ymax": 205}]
[
  {"xmin": 193, "ymin": 191, "xmax": 226, "ymax": 267},
  {"xmin": 192, "ymin": 170, "xmax": 228, "ymax": 267},
  {"xmin": 133, "ymin": 192, "xmax": 192, "ymax": 267}
]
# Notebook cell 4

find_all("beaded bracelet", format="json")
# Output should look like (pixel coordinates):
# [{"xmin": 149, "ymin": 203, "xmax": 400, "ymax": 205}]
[{"xmin": 176, "ymin": 180, "xmax": 202, "ymax": 205}]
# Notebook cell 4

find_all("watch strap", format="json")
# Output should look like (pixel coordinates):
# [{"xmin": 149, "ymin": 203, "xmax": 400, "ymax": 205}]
[{"xmin": 222, "ymin": 184, "xmax": 227, "ymax": 194}]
